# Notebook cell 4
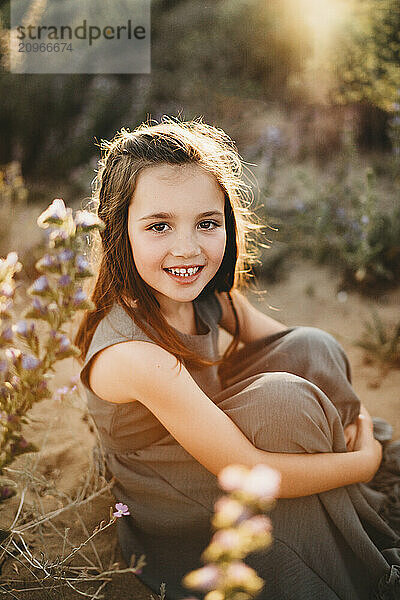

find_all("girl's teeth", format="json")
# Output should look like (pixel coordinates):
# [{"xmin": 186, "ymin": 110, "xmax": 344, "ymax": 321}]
[{"xmin": 166, "ymin": 267, "xmax": 201, "ymax": 277}]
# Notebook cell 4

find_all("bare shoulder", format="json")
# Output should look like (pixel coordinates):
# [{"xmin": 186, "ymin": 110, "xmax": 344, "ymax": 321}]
[{"xmin": 88, "ymin": 340, "xmax": 177, "ymax": 404}]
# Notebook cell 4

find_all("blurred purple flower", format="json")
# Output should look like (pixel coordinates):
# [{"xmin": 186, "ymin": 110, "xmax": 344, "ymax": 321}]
[
  {"xmin": 49, "ymin": 229, "xmax": 69, "ymax": 246},
  {"xmin": 73, "ymin": 288, "xmax": 87, "ymax": 306},
  {"xmin": 0, "ymin": 359, "xmax": 8, "ymax": 373},
  {"xmin": 361, "ymin": 215, "xmax": 369, "ymax": 225},
  {"xmin": 31, "ymin": 275, "xmax": 50, "ymax": 295},
  {"xmin": 75, "ymin": 255, "xmax": 89, "ymax": 270},
  {"xmin": 1, "ymin": 326, "xmax": 13, "ymax": 342},
  {"xmin": 32, "ymin": 297, "xmax": 48, "ymax": 315},
  {"xmin": 113, "ymin": 503, "xmax": 130, "ymax": 517},
  {"xmin": 37, "ymin": 254, "xmax": 59, "ymax": 271},
  {"xmin": 58, "ymin": 249, "xmax": 75, "ymax": 263},
  {"xmin": 0, "ymin": 486, "xmax": 13, "ymax": 500},
  {"xmin": 58, "ymin": 335, "xmax": 71, "ymax": 353},
  {"xmin": 74, "ymin": 211, "xmax": 104, "ymax": 231},
  {"xmin": 5, "ymin": 348, "xmax": 21, "ymax": 364},
  {"xmin": 13, "ymin": 320, "xmax": 35, "ymax": 338},
  {"xmin": 37, "ymin": 198, "xmax": 68, "ymax": 227},
  {"xmin": 21, "ymin": 354, "xmax": 41, "ymax": 371},
  {"xmin": 58, "ymin": 274, "xmax": 72, "ymax": 287}
]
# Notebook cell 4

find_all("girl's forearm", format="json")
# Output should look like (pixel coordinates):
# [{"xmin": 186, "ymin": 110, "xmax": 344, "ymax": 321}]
[{"xmin": 254, "ymin": 446, "xmax": 380, "ymax": 499}]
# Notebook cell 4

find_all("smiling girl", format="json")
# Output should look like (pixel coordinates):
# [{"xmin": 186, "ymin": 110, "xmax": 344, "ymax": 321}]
[{"xmin": 75, "ymin": 118, "xmax": 399, "ymax": 600}]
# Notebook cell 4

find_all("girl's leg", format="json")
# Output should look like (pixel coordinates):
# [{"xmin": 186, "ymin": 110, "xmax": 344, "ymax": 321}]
[
  {"xmin": 213, "ymin": 371, "xmax": 399, "ymax": 600},
  {"xmin": 219, "ymin": 326, "xmax": 360, "ymax": 428}
]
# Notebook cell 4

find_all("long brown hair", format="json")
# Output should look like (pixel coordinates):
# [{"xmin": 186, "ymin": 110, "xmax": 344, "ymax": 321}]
[{"xmin": 74, "ymin": 117, "xmax": 265, "ymax": 385}]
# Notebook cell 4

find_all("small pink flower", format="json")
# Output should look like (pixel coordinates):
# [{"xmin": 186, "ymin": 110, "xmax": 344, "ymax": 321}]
[
  {"xmin": 238, "ymin": 515, "xmax": 272, "ymax": 536},
  {"xmin": 183, "ymin": 564, "xmax": 222, "ymax": 592},
  {"xmin": 218, "ymin": 464, "xmax": 248, "ymax": 491},
  {"xmin": 213, "ymin": 496, "xmax": 249, "ymax": 527},
  {"xmin": 241, "ymin": 465, "xmax": 281, "ymax": 500},
  {"xmin": 113, "ymin": 503, "xmax": 130, "ymax": 518},
  {"xmin": 212, "ymin": 528, "xmax": 242, "ymax": 551}
]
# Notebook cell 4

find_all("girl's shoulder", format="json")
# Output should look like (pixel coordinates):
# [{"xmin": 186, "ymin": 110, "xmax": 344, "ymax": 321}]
[{"xmin": 80, "ymin": 302, "xmax": 154, "ymax": 392}]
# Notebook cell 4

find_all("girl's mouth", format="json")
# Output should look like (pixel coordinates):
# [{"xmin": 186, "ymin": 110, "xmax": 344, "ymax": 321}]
[{"xmin": 163, "ymin": 266, "xmax": 204, "ymax": 284}]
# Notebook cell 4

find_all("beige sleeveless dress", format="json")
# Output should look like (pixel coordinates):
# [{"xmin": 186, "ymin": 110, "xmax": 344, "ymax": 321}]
[{"xmin": 80, "ymin": 292, "xmax": 400, "ymax": 600}]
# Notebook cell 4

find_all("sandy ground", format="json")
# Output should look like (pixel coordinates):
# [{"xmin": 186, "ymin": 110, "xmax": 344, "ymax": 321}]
[{"xmin": 1, "ymin": 259, "xmax": 399, "ymax": 599}]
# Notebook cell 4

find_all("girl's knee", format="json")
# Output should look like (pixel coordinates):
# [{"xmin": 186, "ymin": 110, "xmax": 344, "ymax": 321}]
[
  {"xmin": 286, "ymin": 326, "xmax": 343, "ymax": 355},
  {"xmin": 249, "ymin": 372, "xmax": 337, "ymax": 453}
]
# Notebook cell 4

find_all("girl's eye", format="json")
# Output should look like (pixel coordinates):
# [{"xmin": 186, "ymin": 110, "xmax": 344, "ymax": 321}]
[
  {"xmin": 198, "ymin": 220, "xmax": 220, "ymax": 230},
  {"xmin": 148, "ymin": 223, "xmax": 169, "ymax": 233}
]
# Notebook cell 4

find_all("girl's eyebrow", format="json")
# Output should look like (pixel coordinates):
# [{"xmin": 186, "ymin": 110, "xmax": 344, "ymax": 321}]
[{"xmin": 138, "ymin": 210, "xmax": 224, "ymax": 221}]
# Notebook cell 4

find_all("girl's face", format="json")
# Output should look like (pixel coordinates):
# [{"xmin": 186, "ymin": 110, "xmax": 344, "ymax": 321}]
[{"xmin": 128, "ymin": 163, "xmax": 226, "ymax": 317}]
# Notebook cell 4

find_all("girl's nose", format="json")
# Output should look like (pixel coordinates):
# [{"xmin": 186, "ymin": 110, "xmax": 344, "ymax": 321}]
[{"xmin": 170, "ymin": 233, "xmax": 201, "ymax": 258}]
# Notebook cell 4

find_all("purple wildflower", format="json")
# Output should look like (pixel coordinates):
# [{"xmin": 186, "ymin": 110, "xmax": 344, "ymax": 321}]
[
  {"xmin": 5, "ymin": 348, "xmax": 21, "ymax": 364},
  {"xmin": 58, "ymin": 249, "xmax": 75, "ymax": 263},
  {"xmin": 58, "ymin": 274, "xmax": 72, "ymax": 287},
  {"xmin": 36, "ymin": 253, "xmax": 59, "ymax": 272},
  {"xmin": 13, "ymin": 320, "xmax": 35, "ymax": 338},
  {"xmin": 0, "ymin": 359, "xmax": 8, "ymax": 372},
  {"xmin": 113, "ymin": 503, "xmax": 130, "ymax": 518},
  {"xmin": 0, "ymin": 486, "xmax": 13, "ymax": 500},
  {"xmin": 32, "ymin": 297, "xmax": 48, "ymax": 315},
  {"xmin": 37, "ymin": 198, "xmax": 68, "ymax": 227},
  {"xmin": 1, "ymin": 326, "xmax": 13, "ymax": 342},
  {"xmin": 21, "ymin": 354, "xmax": 41, "ymax": 370},
  {"xmin": 30, "ymin": 275, "xmax": 50, "ymax": 295},
  {"xmin": 58, "ymin": 335, "xmax": 71, "ymax": 353},
  {"xmin": 74, "ymin": 210, "xmax": 104, "ymax": 231},
  {"xmin": 361, "ymin": 215, "xmax": 369, "ymax": 225},
  {"xmin": 49, "ymin": 229, "xmax": 69, "ymax": 248},
  {"xmin": 75, "ymin": 255, "xmax": 89, "ymax": 270},
  {"xmin": 73, "ymin": 288, "xmax": 87, "ymax": 306}
]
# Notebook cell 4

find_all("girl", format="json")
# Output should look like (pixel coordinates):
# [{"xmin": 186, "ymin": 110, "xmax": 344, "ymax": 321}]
[{"xmin": 75, "ymin": 118, "xmax": 399, "ymax": 600}]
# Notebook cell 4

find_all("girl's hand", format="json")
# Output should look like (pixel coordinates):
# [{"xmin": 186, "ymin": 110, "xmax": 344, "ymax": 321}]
[
  {"xmin": 344, "ymin": 422, "xmax": 358, "ymax": 452},
  {"xmin": 353, "ymin": 404, "xmax": 382, "ymax": 482}
]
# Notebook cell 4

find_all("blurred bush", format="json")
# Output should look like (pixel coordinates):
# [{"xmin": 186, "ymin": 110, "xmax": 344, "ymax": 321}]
[
  {"xmin": 356, "ymin": 311, "xmax": 400, "ymax": 370},
  {"xmin": 258, "ymin": 136, "xmax": 400, "ymax": 294}
]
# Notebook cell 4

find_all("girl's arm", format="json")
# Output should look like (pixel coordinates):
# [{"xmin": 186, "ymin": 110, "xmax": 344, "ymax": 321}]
[
  {"xmin": 89, "ymin": 341, "xmax": 382, "ymax": 499},
  {"xmin": 216, "ymin": 290, "xmax": 288, "ymax": 343}
]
